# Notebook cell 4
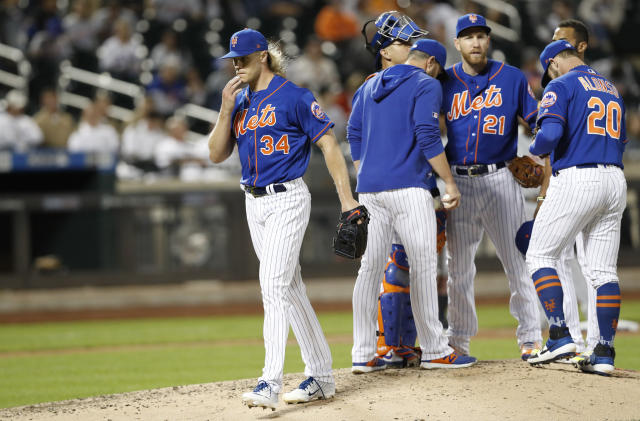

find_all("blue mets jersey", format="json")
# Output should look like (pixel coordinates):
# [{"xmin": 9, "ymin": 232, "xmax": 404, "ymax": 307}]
[
  {"xmin": 231, "ymin": 75, "xmax": 334, "ymax": 187},
  {"xmin": 442, "ymin": 59, "xmax": 538, "ymax": 165},
  {"xmin": 347, "ymin": 64, "xmax": 444, "ymax": 193},
  {"xmin": 533, "ymin": 65, "xmax": 626, "ymax": 171}
]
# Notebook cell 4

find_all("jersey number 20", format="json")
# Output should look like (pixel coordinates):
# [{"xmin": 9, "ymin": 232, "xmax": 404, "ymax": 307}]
[
  {"xmin": 587, "ymin": 97, "xmax": 621, "ymax": 139},
  {"xmin": 260, "ymin": 134, "xmax": 290, "ymax": 155}
]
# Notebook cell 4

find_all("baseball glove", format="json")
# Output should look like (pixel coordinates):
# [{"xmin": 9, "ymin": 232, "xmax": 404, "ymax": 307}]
[
  {"xmin": 333, "ymin": 205, "xmax": 369, "ymax": 259},
  {"xmin": 508, "ymin": 156, "xmax": 544, "ymax": 188}
]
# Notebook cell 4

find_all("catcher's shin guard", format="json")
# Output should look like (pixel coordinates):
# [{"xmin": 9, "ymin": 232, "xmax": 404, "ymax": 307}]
[{"xmin": 376, "ymin": 244, "xmax": 418, "ymax": 358}]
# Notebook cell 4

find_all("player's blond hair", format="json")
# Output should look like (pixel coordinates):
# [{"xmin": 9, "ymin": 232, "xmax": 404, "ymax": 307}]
[{"xmin": 266, "ymin": 41, "xmax": 286, "ymax": 77}]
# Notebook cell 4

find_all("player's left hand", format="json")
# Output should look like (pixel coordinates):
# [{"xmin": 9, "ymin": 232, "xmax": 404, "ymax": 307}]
[
  {"xmin": 508, "ymin": 156, "xmax": 544, "ymax": 188},
  {"xmin": 341, "ymin": 198, "xmax": 361, "ymax": 214},
  {"xmin": 442, "ymin": 182, "xmax": 461, "ymax": 210},
  {"xmin": 333, "ymin": 205, "xmax": 369, "ymax": 259}
]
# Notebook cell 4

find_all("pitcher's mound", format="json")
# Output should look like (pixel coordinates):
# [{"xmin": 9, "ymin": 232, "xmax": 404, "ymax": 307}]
[{"xmin": 2, "ymin": 360, "xmax": 639, "ymax": 420}]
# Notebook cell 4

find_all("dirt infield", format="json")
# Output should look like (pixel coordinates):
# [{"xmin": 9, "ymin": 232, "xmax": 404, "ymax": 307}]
[{"xmin": 1, "ymin": 360, "xmax": 638, "ymax": 421}]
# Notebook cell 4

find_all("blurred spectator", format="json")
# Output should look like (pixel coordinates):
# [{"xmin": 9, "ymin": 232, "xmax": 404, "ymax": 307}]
[
  {"xmin": 317, "ymin": 87, "xmax": 347, "ymax": 141},
  {"xmin": 33, "ymin": 88, "xmax": 75, "ymax": 148},
  {"xmin": 148, "ymin": 0, "xmax": 203, "ymax": 26},
  {"xmin": 422, "ymin": 0, "xmax": 461, "ymax": 67},
  {"xmin": 92, "ymin": 89, "xmax": 123, "ymax": 131},
  {"xmin": 521, "ymin": 47, "xmax": 543, "ymax": 99},
  {"xmin": 287, "ymin": 36, "xmax": 342, "ymax": 95},
  {"xmin": 578, "ymin": 0, "xmax": 626, "ymax": 54},
  {"xmin": 154, "ymin": 115, "xmax": 201, "ymax": 175},
  {"xmin": 362, "ymin": 0, "xmax": 399, "ymax": 15},
  {"xmin": 121, "ymin": 109, "xmax": 165, "ymax": 171},
  {"xmin": 0, "ymin": 90, "xmax": 43, "ymax": 152},
  {"xmin": 63, "ymin": 0, "xmax": 100, "ymax": 71},
  {"xmin": 93, "ymin": 89, "xmax": 112, "ymax": 121},
  {"xmin": 92, "ymin": 0, "xmax": 137, "ymax": 44},
  {"xmin": 146, "ymin": 56, "xmax": 187, "ymax": 116},
  {"xmin": 205, "ymin": 58, "xmax": 236, "ymax": 110},
  {"xmin": 335, "ymin": 71, "xmax": 365, "ymax": 115},
  {"xmin": 627, "ymin": 106, "xmax": 640, "ymax": 145},
  {"xmin": 67, "ymin": 103, "xmax": 119, "ymax": 153},
  {"xmin": 0, "ymin": 0, "xmax": 27, "ymax": 49},
  {"xmin": 150, "ymin": 29, "xmax": 192, "ymax": 73},
  {"xmin": 26, "ymin": 0, "xmax": 70, "ymax": 97},
  {"xmin": 535, "ymin": 0, "xmax": 575, "ymax": 44},
  {"xmin": 314, "ymin": 0, "xmax": 360, "ymax": 42},
  {"xmin": 185, "ymin": 68, "xmax": 206, "ymax": 106},
  {"xmin": 97, "ymin": 17, "xmax": 142, "ymax": 81}
]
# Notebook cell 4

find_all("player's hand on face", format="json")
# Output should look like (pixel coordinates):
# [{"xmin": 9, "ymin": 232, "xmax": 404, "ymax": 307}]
[
  {"xmin": 442, "ymin": 182, "xmax": 461, "ymax": 210},
  {"xmin": 221, "ymin": 76, "xmax": 243, "ymax": 113}
]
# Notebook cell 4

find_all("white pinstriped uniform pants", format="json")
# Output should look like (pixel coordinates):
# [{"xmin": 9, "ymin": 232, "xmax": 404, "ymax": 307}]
[
  {"xmin": 527, "ymin": 166, "xmax": 626, "ymax": 295},
  {"xmin": 575, "ymin": 233, "xmax": 601, "ymax": 350},
  {"xmin": 245, "ymin": 178, "xmax": 333, "ymax": 393},
  {"xmin": 353, "ymin": 188, "xmax": 452, "ymax": 363},
  {"xmin": 446, "ymin": 167, "xmax": 542, "ymax": 351},
  {"xmin": 555, "ymin": 240, "xmax": 586, "ymax": 351},
  {"xmin": 524, "ymin": 186, "xmax": 585, "ymax": 350}
]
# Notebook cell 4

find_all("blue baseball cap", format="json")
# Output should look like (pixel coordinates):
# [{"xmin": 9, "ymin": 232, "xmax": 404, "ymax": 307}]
[
  {"xmin": 221, "ymin": 28, "xmax": 268, "ymax": 59},
  {"xmin": 540, "ymin": 40, "xmax": 576, "ymax": 87},
  {"xmin": 515, "ymin": 220, "xmax": 534, "ymax": 256},
  {"xmin": 456, "ymin": 13, "xmax": 491, "ymax": 37},
  {"xmin": 410, "ymin": 39, "xmax": 447, "ymax": 68}
]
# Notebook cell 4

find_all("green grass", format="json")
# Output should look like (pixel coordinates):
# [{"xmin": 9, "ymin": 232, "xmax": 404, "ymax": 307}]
[{"xmin": 0, "ymin": 301, "xmax": 638, "ymax": 409}]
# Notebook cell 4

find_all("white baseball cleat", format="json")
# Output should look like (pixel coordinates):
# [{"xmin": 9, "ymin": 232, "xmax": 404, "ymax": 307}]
[
  {"xmin": 242, "ymin": 380, "xmax": 278, "ymax": 411},
  {"xmin": 283, "ymin": 377, "xmax": 335, "ymax": 404}
]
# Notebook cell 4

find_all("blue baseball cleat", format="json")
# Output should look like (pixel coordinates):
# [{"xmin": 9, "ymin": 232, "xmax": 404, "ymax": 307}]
[
  {"xmin": 420, "ymin": 350, "xmax": 477, "ymax": 369},
  {"xmin": 351, "ymin": 356, "xmax": 387, "ymax": 374},
  {"xmin": 528, "ymin": 327, "xmax": 577, "ymax": 365},
  {"xmin": 573, "ymin": 343, "xmax": 615, "ymax": 376}
]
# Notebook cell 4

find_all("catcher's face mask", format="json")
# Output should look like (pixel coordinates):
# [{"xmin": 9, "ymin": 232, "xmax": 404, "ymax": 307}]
[{"xmin": 361, "ymin": 11, "xmax": 428, "ymax": 59}]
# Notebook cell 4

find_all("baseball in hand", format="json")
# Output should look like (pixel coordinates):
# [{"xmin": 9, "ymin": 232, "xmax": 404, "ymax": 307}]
[{"xmin": 442, "ymin": 194, "xmax": 454, "ymax": 209}]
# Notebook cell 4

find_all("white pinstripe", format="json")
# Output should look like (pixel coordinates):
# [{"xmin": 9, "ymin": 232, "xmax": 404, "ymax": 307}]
[
  {"xmin": 527, "ymin": 166, "xmax": 627, "ymax": 292},
  {"xmin": 245, "ymin": 178, "xmax": 333, "ymax": 393},
  {"xmin": 446, "ymin": 167, "xmax": 542, "ymax": 352},
  {"xmin": 353, "ymin": 188, "xmax": 452, "ymax": 362},
  {"xmin": 574, "ymin": 233, "xmax": 600, "ymax": 349},
  {"xmin": 556, "ymin": 245, "xmax": 585, "ymax": 350}
]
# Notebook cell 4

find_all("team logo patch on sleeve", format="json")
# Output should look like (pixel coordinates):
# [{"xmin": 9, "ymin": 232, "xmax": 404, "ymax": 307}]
[
  {"xmin": 540, "ymin": 91, "xmax": 557, "ymax": 108},
  {"xmin": 310, "ymin": 101, "xmax": 327, "ymax": 120},
  {"xmin": 432, "ymin": 112, "xmax": 439, "ymax": 119}
]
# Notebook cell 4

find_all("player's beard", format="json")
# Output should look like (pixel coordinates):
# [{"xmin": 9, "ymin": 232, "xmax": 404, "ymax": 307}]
[{"xmin": 461, "ymin": 49, "xmax": 488, "ymax": 69}]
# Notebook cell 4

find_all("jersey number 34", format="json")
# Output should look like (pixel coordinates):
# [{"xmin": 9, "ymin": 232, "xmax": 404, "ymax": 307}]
[
  {"xmin": 587, "ymin": 97, "xmax": 621, "ymax": 139},
  {"xmin": 260, "ymin": 134, "xmax": 290, "ymax": 155}
]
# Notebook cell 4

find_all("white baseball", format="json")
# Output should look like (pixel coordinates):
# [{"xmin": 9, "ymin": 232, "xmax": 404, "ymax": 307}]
[{"xmin": 442, "ymin": 193, "xmax": 454, "ymax": 209}]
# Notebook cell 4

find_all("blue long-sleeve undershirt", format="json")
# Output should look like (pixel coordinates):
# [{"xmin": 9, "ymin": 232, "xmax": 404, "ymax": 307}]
[{"xmin": 529, "ymin": 120, "xmax": 564, "ymax": 156}]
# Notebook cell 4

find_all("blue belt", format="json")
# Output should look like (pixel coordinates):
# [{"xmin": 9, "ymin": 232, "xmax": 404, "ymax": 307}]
[
  {"xmin": 454, "ymin": 161, "xmax": 506, "ymax": 177},
  {"xmin": 243, "ymin": 184, "xmax": 287, "ymax": 197}
]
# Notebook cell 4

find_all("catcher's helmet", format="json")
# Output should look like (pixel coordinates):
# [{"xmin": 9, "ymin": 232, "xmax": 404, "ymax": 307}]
[{"xmin": 361, "ymin": 11, "xmax": 428, "ymax": 67}]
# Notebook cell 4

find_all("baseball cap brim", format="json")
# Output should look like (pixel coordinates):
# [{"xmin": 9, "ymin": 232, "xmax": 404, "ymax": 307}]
[
  {"xmin": 221, "ymin": 49, "xmax": 255, "ymax": 59},
  {"xmin": 456, "ymin": 25, "xmax": 491, "ymax": 38}
]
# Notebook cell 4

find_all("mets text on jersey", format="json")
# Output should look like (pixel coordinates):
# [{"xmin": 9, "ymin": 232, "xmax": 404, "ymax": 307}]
[
  {"xmin": 233, "ymin": 104, "xmax": 277, "ymax": 137},
  {"xmin": 446, "ymin": 85, "xmax": 503, "ymax": 121}
]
